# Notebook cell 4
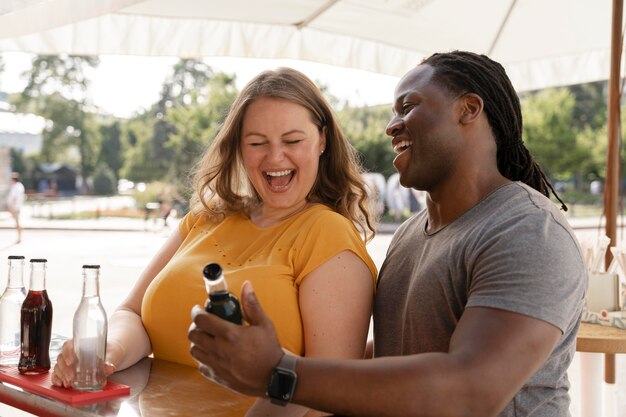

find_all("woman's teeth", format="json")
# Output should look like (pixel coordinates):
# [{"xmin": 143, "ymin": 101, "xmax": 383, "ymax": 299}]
[{"xmin": 265, "ymin": 169, "xmax": 293, "ymax": 179}]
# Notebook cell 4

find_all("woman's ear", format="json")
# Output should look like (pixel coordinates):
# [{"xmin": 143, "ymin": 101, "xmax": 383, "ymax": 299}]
[
  {"xmin": 459, "ymin": 93, "xmax": 484, "ymax": 125},
  {"xmin": 320, "ymin": 126, "xmax": 327, "ymax": 154}
]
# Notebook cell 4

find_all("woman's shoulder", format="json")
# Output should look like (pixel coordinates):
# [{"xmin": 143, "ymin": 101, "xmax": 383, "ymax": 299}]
[{"xmin": 295, "ymin": 204, "xmax": 353, "ymax": 228}]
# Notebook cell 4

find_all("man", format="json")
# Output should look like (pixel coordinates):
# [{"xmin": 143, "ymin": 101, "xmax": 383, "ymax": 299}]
[
  {"xmin": 6, "ymin": 172, "xmax": 25, "ymax": 243},
  {"xmin": 188, "ymin": 51, "xmax": 587, "ymax": 417}
]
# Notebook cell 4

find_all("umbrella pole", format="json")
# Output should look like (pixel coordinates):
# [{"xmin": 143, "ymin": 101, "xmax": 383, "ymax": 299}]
[{"xmin": 603, "ymin": 0, "xmax": 623, "ymax": 385}]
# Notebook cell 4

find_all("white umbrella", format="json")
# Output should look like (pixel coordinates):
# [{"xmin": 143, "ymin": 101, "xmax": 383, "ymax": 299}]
[{"xmin": 0, "ymin": 0, "xmax": 618, "ymax": 93}]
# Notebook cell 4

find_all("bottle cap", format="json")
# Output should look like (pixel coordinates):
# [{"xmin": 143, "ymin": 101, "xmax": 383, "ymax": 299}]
[
  {"xmin": 30, "ymin": 258, "xmax": 47, "ymax": 263},
  {"xmin": 82, "ymin": 265, "xmax": 101, "ymax": 269},
  {"xmin": 203, "ymin": 263, "xmax": 222, "ymax": 281}
]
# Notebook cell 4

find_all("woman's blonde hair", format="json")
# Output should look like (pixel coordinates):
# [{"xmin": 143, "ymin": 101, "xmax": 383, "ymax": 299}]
[{"xmin": 190, "ymin": 67, "xmax": 375, "ymax": 242}]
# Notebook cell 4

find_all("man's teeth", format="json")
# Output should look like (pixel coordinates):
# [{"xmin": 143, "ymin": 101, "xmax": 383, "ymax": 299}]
[
  {"xmin": 266, "ymin": 169, "xmax": 293, "ymax": 177},
  {"xmin": 393, "ymin": 141, "xmax": 411, "ymax": 153}
]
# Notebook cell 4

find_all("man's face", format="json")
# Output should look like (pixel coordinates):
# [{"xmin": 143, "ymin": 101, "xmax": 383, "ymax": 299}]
[{"xmin": 386, "ymin": 65, "xmax": 464, "ymax": 192}]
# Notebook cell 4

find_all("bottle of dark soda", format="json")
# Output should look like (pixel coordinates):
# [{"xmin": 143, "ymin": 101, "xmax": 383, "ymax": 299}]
[
  {"xmin": 203, "ymin": 263, "xmax": 242, "ymax": 325},
  {"xmin": 18, "ymin": 259, "xmax": 53, "ymax": 375}
]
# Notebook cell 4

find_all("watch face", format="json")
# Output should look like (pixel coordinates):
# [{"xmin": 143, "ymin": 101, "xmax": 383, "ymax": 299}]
[{"xmin": 268, "ymin": 368, "xmax": 297, "ymax": 403}]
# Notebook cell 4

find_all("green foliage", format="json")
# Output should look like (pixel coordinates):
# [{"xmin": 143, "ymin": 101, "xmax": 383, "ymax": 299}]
[
  {"xmin": 522, "ymin": 88, "xmax": 592, "ymax": 187},
  {"xmin": 119, "ymin": 117, "xmax": 162, "ymax": 181},
  {"xmin": 569, "ymin": 81, "xmax": 607, "ymax": 131},
  {"xmin": 98, "ymin": 121, "xmax": 124, "ymax": 181},
  {"xmin": 337, "ymin": 104, "xmax": 395, "ymax": 178},
  {"xmin": 19, "ymin": 55, "xmax": 99, "ymax": 102},
  {"xmin": 11, "ymin": 55, "xmax": 102, "ymax": 188},
  {"xmin": 165, "ymin": 73, "xmax": 238, "ymax": 189},
  {"xmin": 92, "ymin": 163, "xmax": 116, "ymax": 195}
]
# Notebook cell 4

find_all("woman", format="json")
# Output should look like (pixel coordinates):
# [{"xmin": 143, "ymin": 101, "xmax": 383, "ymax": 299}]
[{"xmin": 53, "ymin": 67, "xmax": 377, "ymax": 416}]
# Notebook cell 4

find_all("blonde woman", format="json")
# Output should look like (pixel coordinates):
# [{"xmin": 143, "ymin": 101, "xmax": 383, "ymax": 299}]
[{"xmin": 53, "ymin": 67, "xmax": 377, "ymax": 416}]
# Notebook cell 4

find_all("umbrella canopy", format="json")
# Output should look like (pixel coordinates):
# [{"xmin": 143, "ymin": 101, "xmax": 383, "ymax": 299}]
[{"xmin": 0, "ymin": 0, "xmax": 619, "ymax": 93}]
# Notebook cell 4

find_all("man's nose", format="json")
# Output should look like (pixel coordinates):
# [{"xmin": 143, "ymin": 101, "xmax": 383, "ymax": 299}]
[{"xmin": 386, "ymin": 116, "xmax": 402, "ymax": 137}]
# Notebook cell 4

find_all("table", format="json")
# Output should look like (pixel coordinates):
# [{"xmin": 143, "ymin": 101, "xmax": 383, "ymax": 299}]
[
  {"xmin": 0, "ymin": 356, "xmax": 255, "ymax": 416},
  {"xmin": 576, "ymin": 322, "xmax": 626, "ymax": 382},
  {"xmin": 576, "ymin": 322, "xmax": 626, "ymax": 417}
]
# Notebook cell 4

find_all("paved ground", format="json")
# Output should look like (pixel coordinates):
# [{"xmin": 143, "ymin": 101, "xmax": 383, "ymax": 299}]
[{"xmin": 0, "ymin": 199, "xmax": 624, "ymax": 416}]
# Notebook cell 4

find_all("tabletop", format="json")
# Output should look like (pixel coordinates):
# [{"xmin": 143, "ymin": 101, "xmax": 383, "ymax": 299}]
[
  {"xmin": 576, "ymin": 322, "xmax": 626, "ymax": 354},
  {"xmin": 0, "ymin": 356, "xmax": 255, "ymax": 417},
  {"xmin": 576, "ymin": 322, "xmax": 626, "ymax": 384}
]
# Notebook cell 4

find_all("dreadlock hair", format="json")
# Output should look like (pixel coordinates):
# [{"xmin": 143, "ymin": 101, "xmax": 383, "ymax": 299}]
[{"xmin": 421, "ymin": 51, "xmax": 567, "ymax": 211}]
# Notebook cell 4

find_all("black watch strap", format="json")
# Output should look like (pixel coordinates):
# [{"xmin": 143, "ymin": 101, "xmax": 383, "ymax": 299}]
[{"xmin": 266, "ymin": 353, "xmax": 298, "ymax": 406}]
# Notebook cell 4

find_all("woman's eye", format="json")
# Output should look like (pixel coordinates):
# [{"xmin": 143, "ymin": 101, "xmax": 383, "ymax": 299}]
[{"xmin": 285, "ymin": 140, "xmax": 303, "ymax": 145}]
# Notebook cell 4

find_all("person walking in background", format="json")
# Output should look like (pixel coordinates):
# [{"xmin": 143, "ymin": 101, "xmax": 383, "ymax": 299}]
[
  {"xmin": 188, "ymin": 51, "xmax": 587, "ymax": 417},
  {"xmin": 6, "ymin": 172, "xmax": 25, "ymax": 244}
]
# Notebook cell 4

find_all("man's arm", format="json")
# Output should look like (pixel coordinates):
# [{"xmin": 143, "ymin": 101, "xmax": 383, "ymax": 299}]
[{"xmin": 189, "ymin": 283, "xmax": 561, "ymax": 417}]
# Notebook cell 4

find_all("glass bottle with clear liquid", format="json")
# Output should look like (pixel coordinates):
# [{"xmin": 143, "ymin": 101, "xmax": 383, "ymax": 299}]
[
  {"xmin": 203, "ymin": 263, "xmax": 242, "ymax": 325},
  {"xmin": 0, "ymin": 256, "xmax": 26, "ymax": 365},
  {"xmin": 72, "ymin": 265, "xmax": 108, "ymax": 391},
  {"xmin": 19, "ymin": 258, "xmax": 53, "ymax": 374}
]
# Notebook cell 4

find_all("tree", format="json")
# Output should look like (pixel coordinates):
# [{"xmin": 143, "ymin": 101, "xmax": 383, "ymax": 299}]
[
  {"xmin": 522, "ymin": 88, "xmax": 589, "ymax": 184},
  {"xmin": 121, "ymin": 59, "xmax": 230, "ymax": 184},
  {"xmin": 92, "ymin": 162, "xmax": 117, "ymax": 195},
  {"xmin": 165, "ymin": 73, "xmax": 238, "ymax": 188},
  {"xmin": 120, "ymin": 117, "xmax": 161, "ymax": 182},
  {"xmin": 338, "ymin": 104, "xmax": 395, "ymax": 178},
  {"xmin": 12, "ymin": 55, "xmax": 101, "ymax": 187},
  {"xmin": 98, "ymin": 121, "xmax": 124, "ymax": 182},
  {"xmin": 569, "ymin": 81, "xmax": 607, "ymax": 131}
]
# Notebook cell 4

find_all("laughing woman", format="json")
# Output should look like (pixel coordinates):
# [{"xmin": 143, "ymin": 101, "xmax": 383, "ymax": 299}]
[{"xmin": 53, "ymin": 67, "xmax": 377, "ymax": 417}]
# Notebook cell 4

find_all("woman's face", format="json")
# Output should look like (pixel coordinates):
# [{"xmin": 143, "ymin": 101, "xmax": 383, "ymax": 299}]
[{"xmin": 240, "ymin": 97, "xmax": 326, "ymax": 215}]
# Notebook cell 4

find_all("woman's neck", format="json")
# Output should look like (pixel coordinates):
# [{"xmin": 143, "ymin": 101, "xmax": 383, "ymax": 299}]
[{"xmin": 249, "ymin": 200, "xmax": 312, "ymax": 228}]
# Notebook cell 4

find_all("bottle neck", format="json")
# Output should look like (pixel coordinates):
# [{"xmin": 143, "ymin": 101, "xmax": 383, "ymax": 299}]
[
  {"xmin": 82, "ymin": 268, "xmax": 100, "ymax": 298},
  {"xmin": 7, "ymin": 259, "xmax": 25, "ymax": 289},
  {"xmin": 204, "ymin": 276, "xmax": 228, "ymax": 295},
  {"xmin": 28, "ymin": 262, "xmax": 47, "ymax": 291}
]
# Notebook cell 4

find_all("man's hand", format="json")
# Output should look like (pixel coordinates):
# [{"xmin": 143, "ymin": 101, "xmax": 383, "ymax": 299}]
[{"xmin": 188, "ymin": 281, "xmax": 284, "ymax": 397}]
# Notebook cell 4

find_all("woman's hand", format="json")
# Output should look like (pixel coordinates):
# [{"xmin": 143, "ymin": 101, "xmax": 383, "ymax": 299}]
[{"xmin": 51, "ymin": 339, "xmax": 116, "ymax": 388}]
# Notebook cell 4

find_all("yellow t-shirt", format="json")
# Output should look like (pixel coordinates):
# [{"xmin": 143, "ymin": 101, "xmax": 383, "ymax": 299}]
[{"xmin": 142, "ymin": 204, "xmax": 377, "ymax": 367}]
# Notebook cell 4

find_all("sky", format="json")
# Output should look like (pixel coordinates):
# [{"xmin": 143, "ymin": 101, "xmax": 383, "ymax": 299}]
[{"xmin": 0, "ymin": 52, "xmax": 400, "ymax": 118}]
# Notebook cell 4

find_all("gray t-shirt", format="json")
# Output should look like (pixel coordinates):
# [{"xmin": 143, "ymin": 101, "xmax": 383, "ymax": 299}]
[{"xmin": 374, "ymin": 182, "xmax": 587, "ymax": 417}]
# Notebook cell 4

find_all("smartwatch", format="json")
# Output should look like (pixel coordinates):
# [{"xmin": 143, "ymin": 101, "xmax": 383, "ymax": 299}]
[{"xmin": 266, "ymin": 353, "xmax": 298, "ymax": 406}]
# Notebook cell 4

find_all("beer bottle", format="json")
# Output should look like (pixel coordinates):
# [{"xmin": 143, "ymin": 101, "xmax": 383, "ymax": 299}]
[
  {"xmin": 203, "ymin": 263, "xmax": 242, "ymax": 325},
  {"xmin": 72, "ymin": 265, "xmax": 108, "ymax": 391},
  {"xmin": 0, "ymin": 255, "xmax": 26, "ymax": 365},
  {"xmin": 18, "ymin": 258, "xmax": 53, "ymax": 374}
]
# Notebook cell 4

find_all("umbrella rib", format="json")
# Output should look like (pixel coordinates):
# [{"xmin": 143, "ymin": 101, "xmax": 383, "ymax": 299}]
[
  {"xmin": 294, "ymin": 0, "xmax": 341, "ymax": 30},
  {"xmin": 488, "ymin": 0, "xmax": 517, "ymax": 55}
]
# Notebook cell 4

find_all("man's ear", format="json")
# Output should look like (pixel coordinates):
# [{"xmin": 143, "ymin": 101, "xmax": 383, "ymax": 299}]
[{"xmin": 459, "ymin": 93, "xmax": 484, "ymax": 125}]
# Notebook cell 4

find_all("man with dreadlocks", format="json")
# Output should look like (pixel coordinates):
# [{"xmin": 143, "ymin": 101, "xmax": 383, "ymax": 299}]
[{"xmin": 188, "ymin": 51, "xmax": 587, "ymax": 417}]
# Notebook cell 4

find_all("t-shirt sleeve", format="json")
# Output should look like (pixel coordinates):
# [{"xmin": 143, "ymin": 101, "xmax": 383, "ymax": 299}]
[
  {"xmin": 466, "ymin": 213, "xmax": 587, "ymax": 333},
  {"xmin": 178, "ymin": 211, "xmax": 197, "ymax": 238},
  {"xmin": 292, "ymin": 212, "xmax": 377, "ymax": 287}
]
